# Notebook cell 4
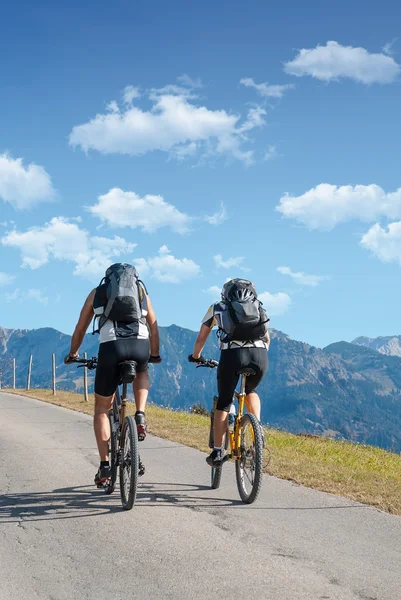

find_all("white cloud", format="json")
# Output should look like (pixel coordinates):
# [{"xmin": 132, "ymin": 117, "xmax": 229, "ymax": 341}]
[
  {"xmin": 382, "ymin": 39, "xmax": 398, "ymax": 56},
  {"xmin": 361, "ymin": 221, "xmax": 401, "ymax": 265},
  {"xmin": 238, "ymin": 106, "xmax": 267, "ymax": 133},
  {"xmin": 1, "ymin": 217, "xmax": 136, "ymax": 281},
  {"xmin": 89, "ymin": 188, "xmax": 191, "ymax": 234},
  {"xmin": 284, "ymin": 41, "xmax": 400, "ymax": 84},
  {"xmin": 5, "ymin": 288, "xmax": 48, "ymax": 306},
  {"xmin": 134, "ymin": 246, "xmax": 200, "ymax": 283},
  {"xmin": 27, "ymin": 289, "xmax": 49, "ymax": 306},
  {"xmin": 205, "ymin": 203, "xmax": 227, "ymax": 226},
  {"xmin": 214, "ymin": 254, "xmax": 246, "ymax": 269},
  {"xmin": 240, "ymin": 77, "xmax": 294, "ymax": 98},
  {"xmin": 0, "ymin": 272, "xmax": 15, "ymax": 286},
  {"xmin": 277, "ymin": 266, "xmax": 328, "ymax": 286},
  {"xmin": 177, "ymin": 74, "xmax": 203, "ymax": 88},
  {"xmin": 123, "ymin": 85, "xmax": 141, "ymax": 105},
  {"xmin": 264, "ymin": 145, "xmax": 279, "ymax": 161},
  {"xmin": 69, "ymin": 84, "xmax": 266, "ymax": 164},
  {"xmin": 276, "ymin": 183, "xmax": 401, "ymax": 231},
  {"xmin": 0, "ymin": 153, "xmax": 55, "ymax": 210},
  {"xmin": 259, "ymin": 291, "xmax": 291, "ymax": 316},
  {"xmin": 204, "ymin": 285, "xmax": 222, "ymax": 298},
  {"xmin": 106, "ymin": 100, "xmax": 119, "ymax": 113}
]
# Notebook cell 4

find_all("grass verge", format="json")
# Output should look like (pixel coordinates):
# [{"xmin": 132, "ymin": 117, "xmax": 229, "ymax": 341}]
[{"xmin": 3, "ymin": 388, "xmax": 401, "ymax": 516}]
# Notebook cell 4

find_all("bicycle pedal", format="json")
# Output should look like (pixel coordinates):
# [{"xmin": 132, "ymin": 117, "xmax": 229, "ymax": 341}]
[{"xmin": 138, "ymin": 462, "xmax": 145, "ymax": 476}]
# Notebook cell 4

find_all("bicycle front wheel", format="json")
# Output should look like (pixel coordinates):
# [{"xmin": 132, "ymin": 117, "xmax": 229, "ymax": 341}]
[
  {"xmin": 235, "ymin": 413, "xmax": 263, "ymax": 504},
  {"xmin": 119, "ymin": 416, "xmax": 139, "ymax": 510},
  {"xmin": 104, "ymin": 411, "xmax": 118, "ymax": 495}
]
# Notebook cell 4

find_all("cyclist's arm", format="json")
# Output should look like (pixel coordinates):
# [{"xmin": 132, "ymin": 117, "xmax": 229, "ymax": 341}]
[
  {"xmin": 69, "ymin": 289, "xmax": 95, "ymax": 357},
  {"xmin": 145, "ymin": 296, "xmax": 160, "ymax": 357},
  {"xmin": 192, "ymin": 324, "xmax": 213, "ymax": 359},
  {"xmin": 264, "ymin": 329, "xmax": 270, "ymax": 350}
]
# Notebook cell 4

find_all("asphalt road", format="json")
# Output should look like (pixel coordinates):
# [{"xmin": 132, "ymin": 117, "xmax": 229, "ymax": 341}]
[{"xmin": 0, "ymin": 392, "xmax": 400, "ymax": 600}]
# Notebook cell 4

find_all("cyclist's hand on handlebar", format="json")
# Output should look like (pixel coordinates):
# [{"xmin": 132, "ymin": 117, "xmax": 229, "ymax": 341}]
[
  {"xmin": 188, "ymin": 354, "xmax": 204, "ymax": 364},
  {"xmin": 64, "ymin": 353, "xmax": 78, "ymax": 364},
  {"xmin": 149, "ymin": 355, "xmax": 162, "ymax": 364}
]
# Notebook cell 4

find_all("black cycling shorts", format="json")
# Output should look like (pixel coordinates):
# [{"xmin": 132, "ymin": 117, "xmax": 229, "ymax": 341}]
[
  {"xmin": 95, "ymin": 338, "xmax": 150, "ymax": 397},
  {"xmin": 216, "ymin": 347, "xmax": 268, "ymax": 412}
]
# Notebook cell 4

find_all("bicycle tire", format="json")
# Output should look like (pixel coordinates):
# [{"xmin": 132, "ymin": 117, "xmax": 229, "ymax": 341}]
[
  {"xmin": 211, "ymin": 433, "xmax": 229, "ymax": 489},
  {"xmin": 104, "ymin": 411, "xmax": 117, "ymax": 495},
  {"xmin": 119, "ymin": 416, "xmax": 139, "ymax": 510},
  {"xmin": 235, "ymin": 413, "xmax": 263, "ymax": 504}
]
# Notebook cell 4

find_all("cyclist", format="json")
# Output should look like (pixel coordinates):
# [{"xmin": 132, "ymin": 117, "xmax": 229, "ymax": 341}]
[
  {"xmin": 189, "ymin": 279, "xmax": 270, "ymax": 467},
  {"xmin": 64, "ymin": 263, "xmax": 161, "ymax": 485}
]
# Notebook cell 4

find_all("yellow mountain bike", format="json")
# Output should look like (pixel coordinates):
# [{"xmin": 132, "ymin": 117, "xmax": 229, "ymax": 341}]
[{"xmin": 196, "ymin": 358, "xmax": 264, "ymax": 504}]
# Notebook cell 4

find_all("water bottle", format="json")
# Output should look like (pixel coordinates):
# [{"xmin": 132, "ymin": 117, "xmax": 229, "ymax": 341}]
[{"xmin": 228, "ymin": 403, "xmax": 236, "ymax": 433}]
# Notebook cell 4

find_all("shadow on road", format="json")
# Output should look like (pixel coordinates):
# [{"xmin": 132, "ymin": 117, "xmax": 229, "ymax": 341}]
[{"xmin": 0, "ymin": 481, "xmax": 369, "ymax": 524}]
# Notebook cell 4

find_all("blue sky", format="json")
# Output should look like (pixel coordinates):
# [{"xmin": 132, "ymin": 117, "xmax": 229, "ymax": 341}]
[{"xmin": 1, "ymin": 0, "xmax": 401, "ymax": 348}]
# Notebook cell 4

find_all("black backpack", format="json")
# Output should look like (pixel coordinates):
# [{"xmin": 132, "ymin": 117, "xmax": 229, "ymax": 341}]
[
  {"xmin": 219, "ymin": 279, "xmax": 269, "ymax": 342},
  {"xmin": 93, "ymin": 263, "xmax": 147, "ymax": 332}
]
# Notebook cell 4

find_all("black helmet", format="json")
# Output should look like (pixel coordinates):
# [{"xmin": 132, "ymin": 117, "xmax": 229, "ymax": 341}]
[{"xmin": 222, "ymin": 279, "xmax": 256, "ymax": 302}]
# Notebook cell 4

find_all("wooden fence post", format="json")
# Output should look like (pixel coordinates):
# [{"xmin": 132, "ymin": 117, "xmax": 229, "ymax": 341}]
[
  {"xmin": 27, "ymin": 355, "xmax": 33, "ymax": 390},
  {"xmin": 52, "ymin": 354, "xmax": 56, "ymax": 395},
  {"xmin": 83, "ymin": 352, "xmax": 88, "ymax": 402},
  {"xmin": 13, "ymin": 358, "xmax": 16, "ymax": 389}
]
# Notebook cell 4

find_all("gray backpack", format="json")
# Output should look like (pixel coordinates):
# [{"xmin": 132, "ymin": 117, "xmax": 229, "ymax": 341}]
[
  {"xmin": 219, "ymin": 279, "xmax": 269, "ymax": 342},
  {"xmin": 93, "ymin": 263, "xmax": 146, "ymax": 331}
]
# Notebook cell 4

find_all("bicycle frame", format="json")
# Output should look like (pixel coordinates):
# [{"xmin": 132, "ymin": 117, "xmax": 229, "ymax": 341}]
[{"xmin": 227, "ymin": 374, "xmax": 248, "ymax": 459}]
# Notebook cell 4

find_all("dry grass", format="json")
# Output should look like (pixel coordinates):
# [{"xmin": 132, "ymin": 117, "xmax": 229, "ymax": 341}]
[{"xmin": 3, "ymin": 388, "xmax": 401, "ymax": 515}]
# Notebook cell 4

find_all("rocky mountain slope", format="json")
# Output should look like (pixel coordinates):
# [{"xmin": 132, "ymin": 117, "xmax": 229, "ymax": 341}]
[
  {"xmin": 1, "ymin": 325, "xmax": 401, "ymax": 452},
  {"xmin": 352, "ymin": 335, "xmax": 401, "ymax": 357}
]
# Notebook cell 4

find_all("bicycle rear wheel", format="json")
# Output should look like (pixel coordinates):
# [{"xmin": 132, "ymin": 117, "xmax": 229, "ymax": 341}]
[
  {"xmin": 235, "ymin": 413, "xmax": 263, "ymax": 504},
  {"xmin": 119, "ymin": 416, "xmax": 139, "ymax": 510},
  {"xmin": 104, "ymin": 411, "xmax": 117, "ymax": 495},
  {"xmin": 211, "ymin": 433, "xmax": 229, "ymax": 489}
]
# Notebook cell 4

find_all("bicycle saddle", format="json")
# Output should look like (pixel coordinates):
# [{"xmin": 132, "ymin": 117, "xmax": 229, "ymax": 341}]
[
  {"xmin": 236, "ymin": 367, "xmax": 256, "ymax": 377},
  {"xmin": 118, "ymin": 360, "xmax": 137, "ymax": 384}
]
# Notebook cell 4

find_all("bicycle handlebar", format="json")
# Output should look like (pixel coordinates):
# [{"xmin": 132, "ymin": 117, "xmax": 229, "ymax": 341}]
[
  {"xmin": 195, "ymin": 358, "xmax": 219, "ymax": 369},
  {"xmin": 67, "ymin": 356, "xmax": 98, "ymax": 370}
]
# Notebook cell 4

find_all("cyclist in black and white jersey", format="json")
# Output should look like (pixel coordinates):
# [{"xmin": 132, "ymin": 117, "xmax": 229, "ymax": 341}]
[
  {"xmin": 64, "ymin": 264, "xmax": 161, "ymax": 485},
  {"xmin": 189, "ymin": 279, "xmax": 270, "ymax": 466}
]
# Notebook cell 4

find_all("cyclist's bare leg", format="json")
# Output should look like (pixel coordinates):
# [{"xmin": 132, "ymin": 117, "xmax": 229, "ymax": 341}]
[
  {"xmin": 133, "ymin": 369, "xmax": 150, "ymax": 412},
  {"xmin": 245, "ymin": 392, "xmax": 261, "ymax": 420},
  {"xmin": 213, "ymin": 409, "xmax": 228, "ymax": 448},
  {"xmin": 94, "ymin": 393, "xmax": 113, "ymax": 461}
]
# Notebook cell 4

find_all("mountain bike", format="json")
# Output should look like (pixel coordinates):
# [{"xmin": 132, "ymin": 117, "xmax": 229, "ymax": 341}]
[
  {"xmin": 73, "ymin": 357, "xmax": 144, "ymax": 510},
  {"xmin": 195, "ymin": 358, "xmax": 264, "ymax": 504}
]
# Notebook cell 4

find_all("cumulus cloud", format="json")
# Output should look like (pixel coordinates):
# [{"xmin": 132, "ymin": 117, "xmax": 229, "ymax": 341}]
[
  {"xmin": 134, "ymin": 246, "xmax": 200, "ymax": 283},
  {"xmin": 1, "ymin": 217, "xmax": 136, "ymax": 281},
  {"xmin": 240, "ymin": 77, "xmax": 294, "ymax": 98},
  {"xmin": 0, "ymin": 272, "xmax": 15, "ymax": 286},
  {"xmin": 277, "ymin": 266, "xmax": 328, "ymax": 286},
  {"xmin": 259, "ymin": 291, "xmax": 292, "ymax": 316},
  {"xmin": 361, "ymin": 221, "xmax": 401, "ymax": 265},
  {"xmin": 204, "ymin": 203, "xmax": 227, "ymax": 226},
  {"xmin": 89, "ymin": 188, "xmax": 191, "ymax": 234},
  {"xmin": 284, "ymin": 41, "xmax": 400, "ymax": 84},
  {"xmin": 0, "ymin": 153, "xmax": 55, "ymax": 210},
  {"xmin": 214, "ymin": 254, "xmax": 246, "ymax": 269},
  {"xmin": 276, "ymin": 183, "xmax": 401, "ymax": 230},
  {"xmin": 69, "ymin": 83, "xmax": 267, "ymax": 164}
]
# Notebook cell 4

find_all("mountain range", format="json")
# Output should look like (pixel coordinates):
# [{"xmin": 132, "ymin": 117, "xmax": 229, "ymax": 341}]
[
  {"xmin": 1, "ymin": 325, "xmax": 401, "ymax": 453},
  {"xmin": 352, "ymin": 335, "xmax": 401, "ymax": 358}
]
